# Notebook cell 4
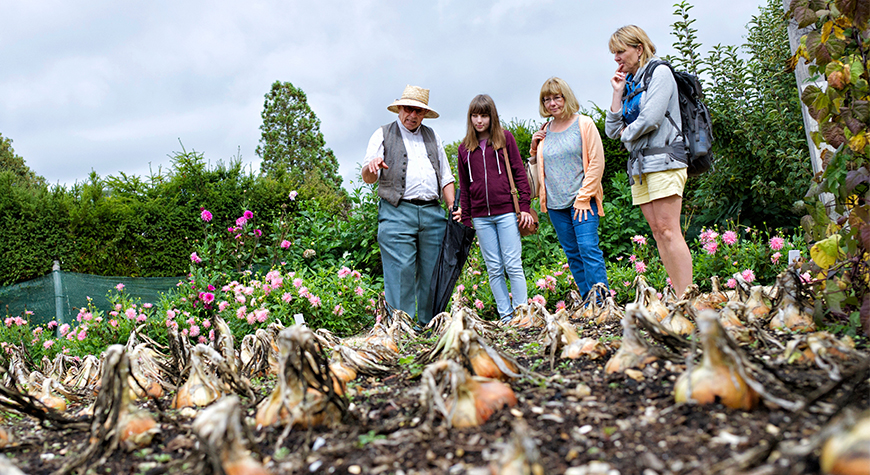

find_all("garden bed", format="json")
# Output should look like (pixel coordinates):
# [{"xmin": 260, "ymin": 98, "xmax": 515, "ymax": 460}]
[{"xmin": 3, "ymin": 318, "xmax": 867, "ymax": 475}]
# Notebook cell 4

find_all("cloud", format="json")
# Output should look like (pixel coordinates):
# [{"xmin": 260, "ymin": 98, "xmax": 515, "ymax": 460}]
[{"xmin": 1, "ymin": 0, "xmax": 770, "ymax": 190}]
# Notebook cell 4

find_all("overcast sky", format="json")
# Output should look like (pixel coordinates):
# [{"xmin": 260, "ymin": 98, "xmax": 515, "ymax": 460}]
[{"xmin": 1, "ymin": 0, "xmax": 769, "ymax": 191}]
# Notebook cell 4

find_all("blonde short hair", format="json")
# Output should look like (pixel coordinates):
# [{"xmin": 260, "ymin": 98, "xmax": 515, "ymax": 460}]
[
  {"xmin": 538, "ymin": 77, "xmax": 580, "ymax": 119},
  {"xmin": 609, "ymin": 25, "xmax": 657, "ymax": 68}
]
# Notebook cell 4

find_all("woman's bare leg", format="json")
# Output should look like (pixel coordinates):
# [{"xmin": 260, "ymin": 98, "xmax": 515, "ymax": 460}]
[{"xmin": 639, "ymin": 195, "xmax": 693, "ymax": 296}]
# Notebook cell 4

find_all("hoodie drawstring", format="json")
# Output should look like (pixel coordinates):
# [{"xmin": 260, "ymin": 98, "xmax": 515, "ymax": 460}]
[{"xmin": 466, "ymin": 150, "xmax": 473, "ymax": 183}]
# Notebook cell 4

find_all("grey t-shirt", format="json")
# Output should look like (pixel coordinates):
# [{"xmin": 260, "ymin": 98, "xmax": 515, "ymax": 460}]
[{"xmin": 542, "ymin": 116, "xmax": 585, "ymax": 210}]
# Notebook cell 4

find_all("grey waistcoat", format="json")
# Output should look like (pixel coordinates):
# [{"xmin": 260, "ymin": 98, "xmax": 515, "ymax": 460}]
[{"xmin": 378, "ymin": 121, "xmax": 442, "ymax": 207}]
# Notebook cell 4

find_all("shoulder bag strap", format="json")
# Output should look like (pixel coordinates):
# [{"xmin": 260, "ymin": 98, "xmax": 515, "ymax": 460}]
[{"xmin": 501, "ymin": 144, "xmax": 522, "ymax": 216}]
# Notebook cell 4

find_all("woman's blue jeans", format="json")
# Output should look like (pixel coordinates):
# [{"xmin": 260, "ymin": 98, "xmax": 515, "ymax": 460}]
[
  {"xmin": 472, "ymin": 213, "xmax": 528, "ymax": 319},
  {"xmin": 548, "ymin": 202, "xmax": 609, "ymax": 297}
]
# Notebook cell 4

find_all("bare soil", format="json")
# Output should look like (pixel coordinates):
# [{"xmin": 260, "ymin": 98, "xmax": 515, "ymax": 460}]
[{"xmin": 3, "ymin": 320, "xmax": 868, "ymax": 475}]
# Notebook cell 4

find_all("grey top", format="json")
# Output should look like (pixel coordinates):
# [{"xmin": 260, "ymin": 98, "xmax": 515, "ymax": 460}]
[
  {"xmin": 605, "ymin": 57, "xmax": 687, "ymax": 184},
  {"xmin": 542, "ymin": 116, "xmax": 585, "ymax": 210}
]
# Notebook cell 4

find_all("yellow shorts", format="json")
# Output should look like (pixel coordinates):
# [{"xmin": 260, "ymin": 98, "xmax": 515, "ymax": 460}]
[{"xmin": 631, "ymin": 168, "xmax": 687, "ymax": 205}]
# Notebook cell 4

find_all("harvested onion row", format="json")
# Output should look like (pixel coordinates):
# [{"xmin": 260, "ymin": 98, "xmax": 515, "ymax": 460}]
[
  {"xmin": 418, "ymin": 307, "xmax": 525, "ymax": 381},
  {"xmin": 329, "ymin": 344, "xmax": 394, "ymax": 383},
  {"xmin": 779, "ymin": 332, "xmax": 859, "ymax": 381},
  {"xmin": 419, "ymin": 360, "xmax": 517, "ymax": 429},
  {"xmin": 506, "ymin": 302, "xmax": 548, "ymax": 328}
]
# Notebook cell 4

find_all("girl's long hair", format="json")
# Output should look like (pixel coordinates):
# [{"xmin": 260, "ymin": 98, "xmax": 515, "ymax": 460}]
[{"xmin": 461, "ymin": 94, "xmax": 506, "ymax": 152}]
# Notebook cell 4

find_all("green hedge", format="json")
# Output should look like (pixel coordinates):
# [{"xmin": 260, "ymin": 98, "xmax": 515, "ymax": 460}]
[{"xmin": 0, "ymin": 149, "xmax": 343, "ymax": 286}]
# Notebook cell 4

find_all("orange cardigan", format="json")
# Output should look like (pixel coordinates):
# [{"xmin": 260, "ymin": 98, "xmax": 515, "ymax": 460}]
[{"xmin": 533, "ymin": 114, "xmax": 605, "ymax": 215}]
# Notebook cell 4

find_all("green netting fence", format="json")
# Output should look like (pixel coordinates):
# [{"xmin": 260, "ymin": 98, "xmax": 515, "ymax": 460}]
[{"xmin": 0, "ymin": 262, "xmax": 182, "ymax": 327}]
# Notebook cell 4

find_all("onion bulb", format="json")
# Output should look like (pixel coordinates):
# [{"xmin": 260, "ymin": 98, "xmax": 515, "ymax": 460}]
[
  {"xmin": 743, "ymin": 286, "xmax": 771, "ymax": 322},
  {"xmin": 255, "ymin": 325, "xmax": 345, "ymax": 429},
  {"xmin": 769, "ymin": 269, "xmax": 815, "ymax": 332},
  {"xmin": 421, "ymin": 360, "xmax": 516, "ymax": 429},
  {"xmin": 604, "ymin": 305, "xmax": 658, "ymax": 374},
  {"xmin": 820, "ymin": 410, "xmax": 870, "ymax": 475},
  {"xmin": 674, "ymin": 311, "xmax": 759, "ymax": 411},
  {"xmin": 193, "ymin": 396, "xmax": 273, "ymax": 475},
  {"xmin": 171, "ymin": 346, "xmax": 224, "ymax": 409},
  {"xmin": 660, "ymin": 302, "xmax": 695, "ymax": 336}
]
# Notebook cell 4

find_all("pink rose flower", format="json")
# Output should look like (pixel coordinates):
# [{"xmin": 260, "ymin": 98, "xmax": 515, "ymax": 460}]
[
  {"xmin": 631, "ymin": 235, "xmax": 647, "ymax": 245},
  {"xmin": 741, "ymin": 269, "xmax": 756, "ymax": 283},
  {"xmin": 115, "ymin": 283, "xmax": 125, "ymax": 291},
  {"xmin": 109, "ymin": 319, "xmax": 118, "ymax": 328},
  {"xmin": 771, "ymin": 252, "xmax": 781, "ymax": 264},
  {"xmin": 282, "ymin": 292, "xmax": 293, "ymax": 303},
  {"xmin": 474, "ymin": 299, "xmax": 484, "ymax": 310},
  {"xmin": 338, "ymin": 266, "xmax": 352, "ymax": 278},
  {"xmin": 726, "ymin": 278, "xmax": 737, "ymax": 289},
  {"xmin": 722, "ymin": 231, "xmax": 738, "ymax": 245},
  {"xmin": 243, "ymin": 210, "xmax": 254, "ymax": 220},
  {"xmin": 190, "ymin": 252, "xmax": 202, "ymax": 263},
  {"xmin": 189, "ymin": 325, "xmax": 200, "ymax": 337},
  {"xmin": 125, "ymin": 308, "xmax": 137, "ymax": 319},
  {"xmin": 308, "ymin": 295, "xmax": 322, "ymax": 307},
  {"xmin": 333, "ymin": 304, "xmax": 344, "ymax": 316},
  {"xmin": 201, "ymin": 209, "xmax": 213, "ymax": 222},
  {"xmin": 218, "ymin": 301, "xmax": 230, "ymax": 312},
  {"xmin": 281, "ymin": 240, "xmax": 291, "ymax": 249},
  {"xmin": 635, "ymin": 261, "xmax": 647, "ymax": 273},
  {"xmin": 355, "ymin": 286, "xmax": 364, "ymax": 297},
  {"xmin": 44, "ymin": 340, "xmax": 55, "ymax": 349}
]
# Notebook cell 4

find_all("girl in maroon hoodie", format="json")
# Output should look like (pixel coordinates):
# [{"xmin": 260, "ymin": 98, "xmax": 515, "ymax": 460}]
[{"xmin": 457, "ymin": 94, "xmax": 534, "ymax": 322}]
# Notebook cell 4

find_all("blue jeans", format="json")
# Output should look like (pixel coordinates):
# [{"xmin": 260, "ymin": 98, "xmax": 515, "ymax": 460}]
[
  {"xmin": 472, "ymin": 213, "xmax": 528, "ymax": 319},
  {"xmin": 548, "ymin": 202, "xmax": 609, "ymax": 297},
  {"xmin": 377, "ymin": 199, "xmax": 446, "ymax": 325}
]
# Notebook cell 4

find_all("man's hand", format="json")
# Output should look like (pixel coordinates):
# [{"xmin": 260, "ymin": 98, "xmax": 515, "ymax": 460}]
[
  {"xmin": 362, "ymin": 157, "xmax": 388, "ymax": 183},
  {"xmin": 452, "ymin": 206, "xmax": 462, "ymax": 221}
]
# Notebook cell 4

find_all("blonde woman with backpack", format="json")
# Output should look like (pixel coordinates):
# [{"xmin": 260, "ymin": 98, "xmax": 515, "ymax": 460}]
[
  {"xmin": 605, "ymin": 24, "xmax": 693, "ymax": 297},
  {"xmin": 457, "ymin": 94, "xmax": 533, "ymax": 323}
]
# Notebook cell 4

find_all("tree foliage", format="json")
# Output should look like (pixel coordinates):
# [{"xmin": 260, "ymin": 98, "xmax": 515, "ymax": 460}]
[
  {"xmin": 667, "ymin": 0, "xmax": 813, "ymax": 230},
  {"xmin": 0, "ymin": 133, "xmax": 44, "ymax": 186},
  {"xmin": 255, "ymin": 81, "xmax": 345, "ymax": 201},
  {"xmin": 789, "ymin": 0, "xmax": 870, "ymax": 334}
]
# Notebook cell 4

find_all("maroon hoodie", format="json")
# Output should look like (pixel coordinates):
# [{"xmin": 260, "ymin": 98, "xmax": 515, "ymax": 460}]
[{"xmin": 457, "ymin": 130, "xmax": 531, "ymax": 227}]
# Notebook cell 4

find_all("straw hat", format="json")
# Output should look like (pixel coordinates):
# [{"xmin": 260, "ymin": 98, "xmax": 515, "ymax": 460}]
[{"xmin": 387, "ymin": 85, "xmax": 439, "ymax": 119}]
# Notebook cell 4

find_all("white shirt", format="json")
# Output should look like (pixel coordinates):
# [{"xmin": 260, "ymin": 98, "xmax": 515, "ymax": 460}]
[{"xmin": 362, "ymin": 118, "xmax": 455, "ymax": 201}]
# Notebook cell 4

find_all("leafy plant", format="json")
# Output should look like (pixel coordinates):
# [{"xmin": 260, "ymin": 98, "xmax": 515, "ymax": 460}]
[{"xmin": 789, "ymin": 0, "xmax": 870, "ymax": 334}]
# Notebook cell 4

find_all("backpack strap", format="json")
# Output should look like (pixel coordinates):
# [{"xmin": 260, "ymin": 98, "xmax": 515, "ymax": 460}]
[{"xmin": 622, "ymin": 59, "xmax": 666, "ymax": 101}]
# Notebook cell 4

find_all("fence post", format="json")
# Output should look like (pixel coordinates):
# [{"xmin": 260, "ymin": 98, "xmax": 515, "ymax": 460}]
[{"xmin": 52, "ymin": 260, "xmax": 65, "ymax": 326}]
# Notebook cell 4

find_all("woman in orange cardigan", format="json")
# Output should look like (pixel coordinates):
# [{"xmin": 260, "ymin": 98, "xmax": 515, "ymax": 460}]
[{"xmin": 530, "ymin": 77, "xmax": 609, "ymax": 298}]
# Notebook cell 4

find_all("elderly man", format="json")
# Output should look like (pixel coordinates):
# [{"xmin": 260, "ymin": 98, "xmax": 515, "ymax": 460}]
[{"xmin": 362, "ymin": 85, "xmax": 456, "ymax": 325}]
